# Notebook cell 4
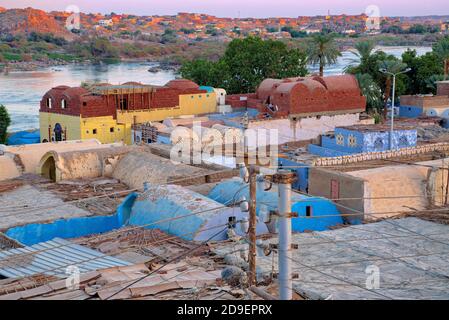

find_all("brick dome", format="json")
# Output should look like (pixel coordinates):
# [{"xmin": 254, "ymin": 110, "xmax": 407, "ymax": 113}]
[{"xmin": 165, "ymin": 79, "xmax": 199, "ymax": 90}]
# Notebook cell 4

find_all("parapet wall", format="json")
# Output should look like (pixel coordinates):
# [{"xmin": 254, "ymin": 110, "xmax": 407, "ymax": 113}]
[
  {"xmin": 313, "ymin": 142, "xmax": 449, "ymax": 167},
  {"xmin": 5, "ymin": 139, "xmax": 106, "ymax": 174},
  {"xmin": 37, "ymin": 146, "xmax": 132, "ymax": 182}
]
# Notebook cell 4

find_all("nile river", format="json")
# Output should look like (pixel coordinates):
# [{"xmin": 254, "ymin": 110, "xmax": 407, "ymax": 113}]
[{"xmin": 0, "ymin": 46, "xmax": 431, "ymax": 132}]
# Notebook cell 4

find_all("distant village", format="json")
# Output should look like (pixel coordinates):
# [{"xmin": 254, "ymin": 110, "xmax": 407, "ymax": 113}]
[
  {"xmin": 54, "ymin": 11, "xmax": 449, "ymax": 40},
  {"xmin": 2, "ymin": 5, "xmax": 449, "ymax": 302}
]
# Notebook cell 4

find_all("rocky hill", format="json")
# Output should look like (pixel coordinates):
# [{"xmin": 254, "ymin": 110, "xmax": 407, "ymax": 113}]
[{"xmin": 0, "ymin": 7, "xmax": 74, "ymax": 39}]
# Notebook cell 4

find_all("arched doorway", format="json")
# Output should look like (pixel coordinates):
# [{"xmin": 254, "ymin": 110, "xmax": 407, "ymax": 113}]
[
  {"xmin": 41, "ymin": 156, "xmax": 56, "ymax": 182},
  {"xmin": 54, "ymin": 123, "xmax": 63, "ymax": 142}
]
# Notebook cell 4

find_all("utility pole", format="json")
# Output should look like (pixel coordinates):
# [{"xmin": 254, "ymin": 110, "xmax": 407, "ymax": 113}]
[
  {"xmin": 248, "ymin": 165, "xmax": 257, "ymax": 286},
  {"xmin": 273, "ymin": 170, "xmax": 296, "ymax": 300},
  {"xmin": 379, "ymin": 67, "xmax": 411, "ymax": 149}
]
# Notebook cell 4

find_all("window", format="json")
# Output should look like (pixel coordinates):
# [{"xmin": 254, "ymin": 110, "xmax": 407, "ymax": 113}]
[
  {"xmin": 93, "ymin": 129, "xmax": 97, "ymax": 135},
  {"xmin": 86, "ymin": 130, "xmax": 89, "ymax": 134},
  {"xmin": 46, "ymin": 98, "xmax": 52, "ymax": 108},
  {"xmin": 110, "ymin": 127, "xmax": 115, "ymax": 133},
  {"xmin": 306, "ymin": 206, "xmax": 312, "ymax": 217},
  {"xmin": 119, "ymin": 98, "xmax": 128, "ymax": 110},
  {"xmin": 336, "ymin": 134, "xmax": 344, "ymax": 146},
  {"xmin": 61, "ymin": 99, "xmax": 67, "ymax": 109},
  {"xmin": 348, "ymin": 134, "xmax": 357, "ymax": 147},
  {"xmin": 83, "ymin": 102, "xmax": 87, "ymax": 106}
]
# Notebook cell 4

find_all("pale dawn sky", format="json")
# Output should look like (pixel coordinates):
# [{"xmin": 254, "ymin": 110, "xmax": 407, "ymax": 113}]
[{"xmin": 0, "ymin": 0, "xmax": 447, "ymax": 17}]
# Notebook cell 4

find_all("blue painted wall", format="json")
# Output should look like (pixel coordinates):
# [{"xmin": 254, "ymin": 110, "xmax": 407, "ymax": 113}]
[
  {"xmin": 309, "ymin": 127, "xmax": 418, "ymax": 157},
  {"xmin": 157, "ymin": 135, "xmax": 171, "ymax": 144},
  {"xmin": 5, "ymin": 194, "xmax": 138, "ymax": 246},
  {"xmin": 199, "ymin": 86, "xmax": 214, "ymax": 93},
  {"xmin": 398, "ymin": 105, "xmax": 423, "ymax": 118},
  {"xmin": 308, "ymin": 144, "xmax": 351, "ymax": 157},
  {"xmin": 208, "ymin": 179, "xmax": 344, "ymax": 232},
  {"xmin": 7, "ymin": 130, "xmax": 40, "ymax": 145},
  {"xmin": 128, "ymin": 198, "xmax": 206, "ymax": 241},
  {"xmin": 278, "ymin": 158, "xmax": 309, "ymax": 192}
]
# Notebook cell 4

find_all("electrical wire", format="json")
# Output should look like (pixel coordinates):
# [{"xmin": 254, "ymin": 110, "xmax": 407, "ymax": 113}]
[{"xmin": 103, "ymin": 226, "xmax": 230, "ymax": 300}]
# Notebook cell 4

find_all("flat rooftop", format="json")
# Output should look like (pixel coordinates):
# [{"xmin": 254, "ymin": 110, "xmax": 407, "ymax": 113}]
[
  {"xmin": 0, "ymin": 175, "xmax": 131, "ymax": 232},
  {"xmin": 212, "ymin": 217, "xmax": 449, "ymax": 300}
]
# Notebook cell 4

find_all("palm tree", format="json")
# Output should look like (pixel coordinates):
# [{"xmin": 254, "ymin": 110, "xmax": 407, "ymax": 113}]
[
  {"xmin": 379, "ymin": 60, "xmax": 409, "ymax": 117},
  {"xmin": 345, "ymin": 40, "xmax": 377, "ymax": 73},
  {"xmin": 355, "ymin": 73, "xmax": 382, "ymax": 113},
  {"xmin": 307, "ymin": 33, "xmax": 341, "ymax": 76},
  {"xmin": 426, "ymin": 74, "xmax": 446, "ymax": 94},
  {"xmin": 433, "ymin": 37, "xmax": 449, "ymax": 80}
]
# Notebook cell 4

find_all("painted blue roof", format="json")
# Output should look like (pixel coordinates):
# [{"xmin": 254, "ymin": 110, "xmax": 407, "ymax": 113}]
[
  {"xmin": 199, "ymin": 86, "xmax": 214, "ymax": 93},
  {"xmin": 208, "ymin": 179, "xmax": 344, "ymax": 232}
]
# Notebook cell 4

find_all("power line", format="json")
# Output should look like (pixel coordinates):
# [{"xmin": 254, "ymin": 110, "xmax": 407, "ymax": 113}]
[
  {"xmin": 0, "ymin": 179, "xmax": 246, "ymax": 270},
  {"xmin": 290, "ymin": 188, "xmax": 449, "ymax": 248},
  {"xmin": 103, "ymin": 226, "xmax": 229, "ymax": 300},
  {"xmin": 287, "ymin": 255, "xmax": 393, "ymax": 300},
  {"xmin": 0, "ymin": 168, "xmax": 236, "ymax": 216},
  {"xmin": 0, "ymin": 221, "xmax": 235, "ymax": 289}
]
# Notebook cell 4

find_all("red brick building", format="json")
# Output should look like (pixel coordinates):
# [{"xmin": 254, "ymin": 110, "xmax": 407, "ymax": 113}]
[{"xmin": 226, "ymin": 75, "xmax": 366, "ymax": 118}]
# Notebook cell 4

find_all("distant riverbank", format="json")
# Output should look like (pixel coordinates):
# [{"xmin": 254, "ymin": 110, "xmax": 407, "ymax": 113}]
[
  {"xmin": 0, "ymin": 58, "xmax": 181, "ymax": 73},
  {"xmin": 0, "ymin": 46, "xmax": 432, "ymax": 133}
]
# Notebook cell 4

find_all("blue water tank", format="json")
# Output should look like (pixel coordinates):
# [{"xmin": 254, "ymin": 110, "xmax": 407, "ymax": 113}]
[{"xmin": 208, "ymin": 179, "xmax": 344, "ymax": 232}]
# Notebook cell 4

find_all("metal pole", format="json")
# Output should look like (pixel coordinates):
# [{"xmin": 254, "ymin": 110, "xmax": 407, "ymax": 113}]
[
  {"xmin": 274, "ymin": 170, "xmax": 295, "ymax": 300},
  {"xmin": 390, "ymin": 74, "xmax": 396, "ymax": 150},
  {"xmin": 248, "ymin": 165, "xmax": 257, "ymax": 286}
]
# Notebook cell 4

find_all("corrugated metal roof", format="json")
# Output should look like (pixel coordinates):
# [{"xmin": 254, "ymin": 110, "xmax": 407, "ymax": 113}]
[{"xmin": 0, "ymin": 238, "xmax": 131, "ymax": 279}]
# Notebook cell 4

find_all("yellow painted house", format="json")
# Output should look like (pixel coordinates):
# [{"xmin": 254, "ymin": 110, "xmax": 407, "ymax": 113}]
[{"xmin": 39, "ymin": 80, "xmax": 218, "ymax": 145}]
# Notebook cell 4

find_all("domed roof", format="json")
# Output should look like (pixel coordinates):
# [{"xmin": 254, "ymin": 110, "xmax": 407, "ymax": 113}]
[
  {"xmin": 52, "ymin": 85, "xmax": 70, "ymax": 90},
  {"xmin": 165, "ymin": 79, "xmax": 199, "ymax": 90},
  {"xmin": 62, "ymin": 87, "xmax": 89, "ymax": 101},
  {"xmin": 313, "ymin": 75, "xmax": 360, "ymax": 93}
]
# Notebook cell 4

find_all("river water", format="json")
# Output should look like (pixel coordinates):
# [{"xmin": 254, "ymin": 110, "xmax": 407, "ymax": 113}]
[{"xmin": 0, "ymin": 46, "xmax": 432, "ymax": 132}]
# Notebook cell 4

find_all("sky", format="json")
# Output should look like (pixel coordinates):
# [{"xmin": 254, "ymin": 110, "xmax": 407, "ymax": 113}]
[{"xmin": 1, "ymin": 0, "xmax": 448, "ymax": 18}]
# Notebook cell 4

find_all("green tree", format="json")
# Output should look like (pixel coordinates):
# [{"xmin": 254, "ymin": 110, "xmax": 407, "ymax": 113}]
[
  {"xmin": 89, "ymin": 37, "xmax": 120, "ymax": 62},
  {"xmin": 425, "ymin": 74, "xmax": 446, "ymax": 94},
  {"xmin": 307, "ymin": 33, "xmax": 341, "ymax": 76},
  {"xmin": 179, "ymin": 59, "xmax": 229, "ymax": 88},
  {"xmin": 402, "ymin": 49, "xmax": 443, "ymax": 94},
  {"xmin": 0, "ymin": 104, "xmax": 11, "ymax": 144},
  {"xmin": 355, "ymin": 73, "xmax": 383, "ymax": 113},
  {"xmin": 180, "ymin": 37, "xmax": 308, "ymax": 94},
  {"xmin": 345, "ymin": 40, "xmax": 377, "ymax": 74},
  {"xmin": 379, "ymin": 59, "xmax": 409, "ymax": 114},
  {"xmin": 433, "ymin": 36, "xmax": 449, "ymax": 79}
]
